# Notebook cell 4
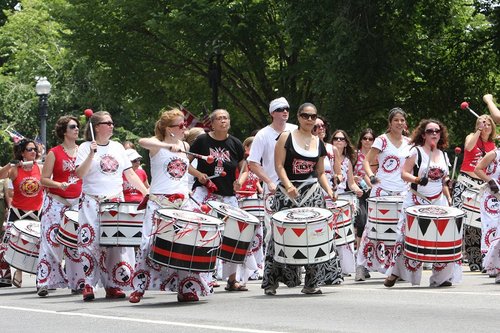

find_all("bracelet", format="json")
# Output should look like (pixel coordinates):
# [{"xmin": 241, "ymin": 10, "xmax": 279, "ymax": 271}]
[{"xmin": 286, "ymin": 184, "xmax": 294, "ymax": 190}]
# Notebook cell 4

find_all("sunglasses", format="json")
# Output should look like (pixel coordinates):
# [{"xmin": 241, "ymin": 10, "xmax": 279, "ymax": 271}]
[
  {"xmin": 362, "ymin": 136, "xmax": 374, "ymax": 141},
  {"xmin": 332, "ymin": 137, "xmax": 346, "ymax": 142},
  {"xmin": 313, "ymin": 124, "xmax": 325, "ymax": 131},
  {"xmin": 425, "ymin": 128, "xmax": 441, "ymax": 135},
  {"xmin": 68, "ymin": 124, "xmax": 78, "ymax": 130},
  {"xmin": 131, "ymin": 158, "xmax": 142, "ymax": 163},
  {"xmin": 273, "ymin": 107, "xmax": 290, "ymax": 113},
  {"xmin": 299, "ymin": 113, "xmax": 318, "ymax": 120},
  {"xmin": 168, "ymin": 122, "xmax": 187, "ymax": 129},
  {"xmin": 25, "ymin": 147, "xmax": 38, "ymax": 152},
  {"xmin": 98, "ymin": 121, "xmax": 114, "ymax": 126}
]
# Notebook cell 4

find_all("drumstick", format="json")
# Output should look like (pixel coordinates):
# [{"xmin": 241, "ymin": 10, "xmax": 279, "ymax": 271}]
[
  {"xmin": 236, "ymin": 190, "xmax": 257, "ymax": 195},
  {"xmin": 424, "ymin": 143, "xmax": 436, "ymax": 178},
  {"xmin": 137, "ymin": 194, "xmax": 149, "ymax": 210},
  {"xmin": 188, "ymin": 194, "xmax": 211, "ymax": 213},
  {"xmin": 460, "ymin": 101, "xmax": 480, "ymax": 118},
  {"xmin": 181, "ymin": 151, "xmax": 215, "ymax": 164},
  {"xmin": 84, "ymin": 109, "xmax": 97, "ymax": 153},
  {"xmin": 206, "ymin": 171, "xmax": 227, "ymax": 180},
  {"xmin": 451, "ymin": 147, "xmax": 462, "ymax": 180}
]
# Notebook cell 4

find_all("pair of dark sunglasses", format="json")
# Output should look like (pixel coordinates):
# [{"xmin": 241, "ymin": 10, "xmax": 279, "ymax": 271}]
[
  {"xmin": 299, "ymin": 113, "xmax": 318, "ymax": 120},
  {"xmin": 68, "ymin": 124, "xmax": 78, "ymax": 130}
]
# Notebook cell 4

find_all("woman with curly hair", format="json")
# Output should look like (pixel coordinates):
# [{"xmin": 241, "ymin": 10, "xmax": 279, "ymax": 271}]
[{"xmin": 384, "ymin": 119, "xmax": 461, "ymax": 288}]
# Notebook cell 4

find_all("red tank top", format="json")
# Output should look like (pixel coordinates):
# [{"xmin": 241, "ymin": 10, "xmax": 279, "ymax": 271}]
[
  {"xmin": 460, "ymin": 139, "xmax": 495, "ymax": 172},
  {"xmin": 11, "ymin": 163, "xmax": 43, "ymax": 211},
  {"xmin": 122, "ymin": 168, "xmax": 147, "ymax": 202},
  {"xmin": 49, "ymin": 145, "xmax": 82, "ymax": 198}
]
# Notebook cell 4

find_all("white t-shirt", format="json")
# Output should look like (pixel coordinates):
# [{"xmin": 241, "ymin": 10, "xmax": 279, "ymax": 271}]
[
  {"xmin": 247, "ymin": 123, "xmax": 297, "ymax": 189},
  {"xmin": 410, "ymin": 146, "xmax": 449, "ymax": 197},
  {"xmin": 373, "ymin": 133, "xmax": 411, "ymax": 192},
  {"xmin": 150, "ymin": 148, "xmax": 190, "ymax": 196},
  {"xmin": 76, "ymin": 140, "xmax": 132, "ymax": 196}
]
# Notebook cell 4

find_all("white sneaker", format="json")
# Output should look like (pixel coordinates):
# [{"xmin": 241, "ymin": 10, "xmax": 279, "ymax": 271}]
[{"xmin": 355, "ymin": 265, "xmax": 365, "ymax": 282}]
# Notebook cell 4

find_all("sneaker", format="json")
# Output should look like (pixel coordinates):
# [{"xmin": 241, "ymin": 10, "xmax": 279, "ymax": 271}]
[
  {"xmin": 129, "ymin": 291, "xmax": 144, "ymax": 304},
  {"xmin": 355, "ymin": 266, "xmax": 366, "ymax": 282},
  {"xmin": 71, "ymin": 288, "xmax": 83, "ymax": 295},
  {"xmin": 177, "ymin": 292, "xmax": 199, "ymax": 302},
  {"xmin": 105, "ymin": 287, "xmax": 126, "ymax": 299},
  {"xmin": 438, "ymin": 281, "xmax": 452, "ymax": 287},
  {"xmin": 384, "ymin": 274, "xmax": 398, "ymax": 288},
  {"xmin": 364, "ymin": 267, "xmax": 371, "ymax": 279},
  {"xmin": 82, "ymin": 285, "xmax": 94, "ymax": 302},
  {"xmin": 264, "ymin": 286, "xmax": 276, "ymax": 296},
  {"xmin": 37, "ymin": 286, "xmax": 49, "ymax": 297},
  {"xmin": 301, "ymin": 286, "xmax": 322, "ymax": 294}
]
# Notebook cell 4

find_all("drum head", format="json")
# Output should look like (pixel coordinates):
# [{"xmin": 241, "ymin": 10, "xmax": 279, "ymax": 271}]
[
  {"xmin": 328, "ymin": 199, "xmax": 349, "ymax": 209},
  {"xmin": 406, "ymin": 205, "xmax": 464, "ymax": 218},
  {"xmin": 272, "ymin": 207, "xmax": 332, "ymax": 224},
  {"xmin": 13, "ymin": 220, "xmax": 40, "ymax": 238},
  {"xmin": 156, "ymin": 208, "xmax": 222, "ymax": 225},
  {"xmin": 64, "ymin": 210, "xmax": 79, "ymax": 223},
  {"xmin": 367, "ymin": 196, "xmax": 404, "ymax": 203},
  {"xmin": 207, "ymin": 201, "xmax": 259, "ymax": 224}
]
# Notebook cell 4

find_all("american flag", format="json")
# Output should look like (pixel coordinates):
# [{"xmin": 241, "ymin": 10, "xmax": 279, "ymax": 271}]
[
  {"xmin": 4, "ymin": 127, "xmax": 25, "ymax": 143},
  {"xmin": 179, "ymin": 106, "xmax": 211, "ymax": 130}
]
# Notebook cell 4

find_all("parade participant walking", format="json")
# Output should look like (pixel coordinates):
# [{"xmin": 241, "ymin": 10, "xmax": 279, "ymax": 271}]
[
  {"xmin": 384, "ymin": 119, "xmax": 459, "ymax": 287},
  {"xmin": 355, "ymin": 108, "xmax": 411, "ymax": 281},
  {"xmin": 76, "ymin": 111, "xmax": 148, "ymax": 301},
  {"xmin": 262, "ymin": 103, "xmax": 341, "ymax": 295},
  {"xmin": 0, "ymin": 139, "xmax": 43, "ymax": 288},
  {"xmin": 330, "ymin": 130, "xmax": 363, "ymax": 275},
  {"xmin": 452, "ymin": 115, "xmax": 495, "ymax": 271},
  {"xmin": 190, "ymin": 109, "xmax": 248, "ymax": 291},
  {"xmin": 37, "ymin": 116, "xmax": 84, "ymax": 296},
  {"xmin": 129, "ymin": 108, "xmax": 213, "ymax": 303},
  {"xmin": 122, "ymin": 149, "xmax": 149, "ymax": 203},
  {"xmin": 474, "ymin": 148, "xmax": 500, "ymax": 282}
]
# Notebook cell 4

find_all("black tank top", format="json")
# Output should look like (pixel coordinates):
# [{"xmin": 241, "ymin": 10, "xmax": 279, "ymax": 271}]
[{"xmin": 283, "ymin": 133, "xmax": 327, "ymax": 181}]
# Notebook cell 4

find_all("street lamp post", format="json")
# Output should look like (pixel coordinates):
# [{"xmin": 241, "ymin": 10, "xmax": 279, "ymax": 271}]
[{"xmin": 35, "ymin": 77, "xmax": 51, "ymax": 151}]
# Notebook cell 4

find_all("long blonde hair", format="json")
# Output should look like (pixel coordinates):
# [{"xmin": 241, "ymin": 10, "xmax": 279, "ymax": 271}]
[
  {"xmin": 154, "ymin": 108, "xmax": 184, "ymax": 141},
  {"xmin": 474, "ymin": 115, "xmax": 496, "ymax": 142}
]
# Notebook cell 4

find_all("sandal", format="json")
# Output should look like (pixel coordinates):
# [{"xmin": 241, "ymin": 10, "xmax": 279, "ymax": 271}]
[
  {"xmin": 224, "ymin": 280, "xmax": 248, "ymax": 291},
  {"xmin": 12, "ymin": 270, "xmax": 22, "ymax": 288}
]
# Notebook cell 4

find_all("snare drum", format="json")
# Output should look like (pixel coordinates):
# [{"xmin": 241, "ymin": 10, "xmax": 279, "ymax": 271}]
[
  {"xmin": 206, "ymin": 201, "xmax": 260, "ymax": 263},
  {"xmin": 404, "ymin": 205, "xmax": 465, "ymax": 263},
  {"xmin": 99, "ymin": 202, "xmax": 144, "ymax": 246},
  {"xmin": 4, "ymin": 220, "xmax": 40, "ymax": 274},
  {"xmin": 328, "ymin": 200, "xmax": 355, "ymax": 246},
  {"xmin": 367, "ymin": 196, "xmax": 403, "ymax": 246},
  {"xmin": 56, "ymin": 210, "xmax": 79, "ymax": 249},
  {"xmin": 149, "ymin": 209, "xmax": 222, "ymax": 272},
  {"xmin": 337, "ymin": 192, "xmax": 359, "ymax": 216},
  {"xmin": 461, "ymin": 188, "xmax": 481, "ymax": 229},
  {"xmin": 239, "ymin": 198, "xmax": 265, "ymax": 220},
  {"xmin": 272, "ymin": 207, "xmax": 336, "ymax": 265}
]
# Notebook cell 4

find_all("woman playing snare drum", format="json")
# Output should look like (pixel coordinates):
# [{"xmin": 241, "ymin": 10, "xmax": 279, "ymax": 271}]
[
  {"xmin": 129, "ymin": 108, "xmax": 213, "ymax": 303},
  {"xmin": 76, "ymin": 111, "xmax": 148, "ymax": 301},
  {"xmin": 262, "ymin": 103, "xmax": 342, "ymax": 295},
  {"xmin": 37, "ymin": 116, "xmax": 84, "ymax": 296},
  {"xmin": 384, "ymin": 119, "xmax": 460, "ymax": 288}
]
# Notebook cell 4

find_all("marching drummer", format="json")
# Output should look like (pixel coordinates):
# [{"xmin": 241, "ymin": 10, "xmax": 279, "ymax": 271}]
[
  {"xmin": 0, "ymin": 139, "xmax": 43, "ymax": 288},
  {"xmin": 384, "ymin": 119, "xmax": 460, "ymax": 288},
  {"xmin": 37, "ymin": 116, "xmax": 84, "ymax": 296},
  {"xmin": 355, "ymin": 108, "xmax": 411, "ymax": 281},
  {"xmin": 75, "ymin": 111, "xmax": 148, "ymax": 301}
]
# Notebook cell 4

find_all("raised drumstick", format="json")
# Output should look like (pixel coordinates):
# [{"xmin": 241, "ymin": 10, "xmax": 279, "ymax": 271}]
[
  {"xmin": 451, "ymin": 147, "xmax": 462, "ymax": 180},
  {"xmin": 181, "ymin": 150, "xmax": 214, "ymax": 164},
  {"xmin": 84, "ymin": 109, "xmax": 97, "ymax": 153},
  {"xmin": 460, "ymin": 101, "xmax": 480, "ymax": 118}
]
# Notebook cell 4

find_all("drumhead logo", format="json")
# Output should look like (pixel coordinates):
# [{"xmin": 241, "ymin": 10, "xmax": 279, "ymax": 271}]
[
  {"xmin": 381, "ymin": 156, "xmax": 400, "ymax": 173},
  {"xmin": 483, "ymin": 195, "xmax": 499, "ymax": 215},
  {"xmin": 164, "ymin": 157, "xmax": 188, "ymax": 179},
  {"xmin": 284, "ymin": 209, "xmax": 323, "ymax": 221},
  {"xmin": 19, "ymin": 177, "xmax": 41, "ymax": 197},
  {"xmin": 416, "ymin": 206, "xmax": 448, "ymax": 215},
  {"xmin": 99, "ymin": 154, "xmax": 119, "ymax": 175}
]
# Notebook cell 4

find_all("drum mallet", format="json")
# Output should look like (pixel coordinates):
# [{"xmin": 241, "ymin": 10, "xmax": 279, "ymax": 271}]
[
  {"xmin": 188, "ymin": 194, "xmax": 211, "ymax": 213},
  {"xmin": 182, "ymin": 151, "xmax": 215, "ymax": 164},
  {"xmin": 451, "ymin": 147, "xmax": 462, "ymax": 180},
  {"xmin": 84, "ymin": 108, "xmax": 97, "ymax": 153},
  {"xmin": 460, "ymin": 101, "xmax": 480, "ymax": 118},
  {"xmin": 207, "ymin": 171, "xmax": 226, "ymax": 180}
]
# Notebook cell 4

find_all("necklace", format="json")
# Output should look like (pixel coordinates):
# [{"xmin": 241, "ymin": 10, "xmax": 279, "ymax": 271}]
[{"xmin": 62, "ymin": 144, "xmax": 78, "ymax": 156}]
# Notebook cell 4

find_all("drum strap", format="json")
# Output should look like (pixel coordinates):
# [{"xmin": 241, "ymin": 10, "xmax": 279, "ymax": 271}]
[
  {"xmin": 47, "ymin": 192, "xmax": 74, "ymax": 207},
  {"xmin": 10, "ymin": 207, "xmax": 40, "ymax": 222},
  {"xmin": 410, "ymin": 188, "xmax": 443, "ymax": 204},
  {"xmin": 457, "ymin": 174, "xmax": 483, "ymax": 190},
  {"xmin": 84, "ymin": 192, "xmax": 122, "ymax": 203},
  {"xmin": 278, "ymin": 182, "xmax": 320, "ymax": 207},
  {"xmin": 150, "ymin": 193, "xmax": 186, "ymax": 209}
]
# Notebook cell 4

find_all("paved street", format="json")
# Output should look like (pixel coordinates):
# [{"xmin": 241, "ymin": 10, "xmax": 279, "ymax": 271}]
[{"xmin": 1, "ymin": 268, "xmax": 499, "ymax": 333}]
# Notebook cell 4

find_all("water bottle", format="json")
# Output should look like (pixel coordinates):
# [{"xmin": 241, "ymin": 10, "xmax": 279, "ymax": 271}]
[{"xmin": 359, "ymin": 178, "xmax": 368, "ymax": 191}]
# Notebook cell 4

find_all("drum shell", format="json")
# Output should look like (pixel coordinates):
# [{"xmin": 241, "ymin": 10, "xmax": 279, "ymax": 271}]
[
  {"xmin": 403, "ymin": 205, "xmax": 465, "ymax": 263},
  {"xmin": 4, "ymin": 220, "xmax": 40, "ymax": 274},
  {"xmin": 461, "ymin": 188, "xmax": 481, "ymax": 229},
  {"xmin": 239, "ymin": 198, "xmax": 265, "ymax": 219},
  {"xmin": 99, "ymin": 202, "xmax": 144, "ymax": 246},
  {"xmin": 329, "ymin": 200, "xmax": 355, "ymax": 246},
  {"xmin": 272, "ymin": 207, "xmax": 336, "ymax": 265},
  {"xmin": 366, "ymin": 196, "xmax": 403, "ymax": 246},
  {"xmin": 148, "ymin": 209, "xmax": 222, "ymax": 272},
  {"xmin": 56, "ymin": 210, "xmax": 79, "ymax": 249},
  {"xmin": 207, "ymin": 201, "xmax": 260, "ymax": 264}
]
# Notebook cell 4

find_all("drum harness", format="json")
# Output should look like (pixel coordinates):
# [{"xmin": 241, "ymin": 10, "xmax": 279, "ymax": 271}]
[
  {"xmin": 278, "ymin": 180, "xmax": 320, "ymax": 208},
  {"xmin": 409, "ymin": 147, "xmax": 446, "ymax": 205}
]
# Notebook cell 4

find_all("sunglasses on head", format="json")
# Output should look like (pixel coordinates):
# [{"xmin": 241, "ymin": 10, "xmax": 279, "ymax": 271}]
[
  {"xmin": 362, "ymin": 136, "xmax": 374, "ymax": 141},
  {"xmin": 25, "ymin": 147, "xmax": 38, "ymax": 152},
  {"xmin": 273, "ymin": 107, "xmax": 290, "ymax": 113},
  {"xmin": 332, "ymin": 137, "xmax": 346, "ymax": 142},
  {"xmin": 168, "ymin": 122, "xmax": 187, "ymax": 129},
  {"xmin": 299, "ymin": 113, "xmax": 318, "ymax": 120},
  {"xmin": 425, "ymin": 128, "xmax": 441, "ymax": 135},
  {"xmin": 68, "ymin": 124, "xmax": 78, "ymax": 130},
  {"xmin": 98, "ymin": 121, "xmax": 114, "ymax": 126}
]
